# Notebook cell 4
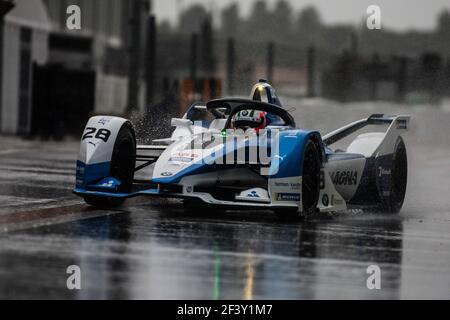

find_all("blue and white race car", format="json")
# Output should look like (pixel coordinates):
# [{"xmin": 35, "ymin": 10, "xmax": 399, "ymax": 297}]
[{"xmin": 73, "ymin": 80, "xmax": 410, "ymax": 216}]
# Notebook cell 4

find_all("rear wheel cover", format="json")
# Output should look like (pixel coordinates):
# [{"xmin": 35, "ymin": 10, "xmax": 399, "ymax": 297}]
[{"xmin": 383, "ymin": 137, "xmax": 408, "ymax": 213}]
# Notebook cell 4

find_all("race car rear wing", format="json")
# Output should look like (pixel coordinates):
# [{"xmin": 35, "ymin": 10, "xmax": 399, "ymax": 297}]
[{"xmin": 322, "ymin": 114, "xmax": 410, "ymax": 146}]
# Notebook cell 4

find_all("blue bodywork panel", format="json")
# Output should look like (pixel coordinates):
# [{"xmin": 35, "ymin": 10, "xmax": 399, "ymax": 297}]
[
  {"xmin": 268, "ymin": 130, "xmax": 323, "ymax": 178},
  {"xmin": 74, "ymin": 186, "xmax": 160, "ymax": 199},
  {"xmin": 87, "ymin": 177, "xmax": 122, "ymax": 192},
  {"xmin": 76, "ymin": 160, "xmax": 111, "ymax": 188}
]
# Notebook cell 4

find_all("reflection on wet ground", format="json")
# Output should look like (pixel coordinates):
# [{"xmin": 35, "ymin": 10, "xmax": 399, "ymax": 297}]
[{"xmin": 1, "ymin": 198, "xmax": 447, "ymax": 299}]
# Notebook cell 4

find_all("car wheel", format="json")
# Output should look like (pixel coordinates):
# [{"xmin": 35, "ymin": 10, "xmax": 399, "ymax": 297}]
[
  {"xmin": 301, "ymin": 140, "xmax": 321, "ymax": 215},
  {"xmin": 275, "ymin": 139, "xmax": 321, "ymax": 219},
  {"xmin": 83, "ymin": 124, "xmax": 136, "ymax": 208},
  {"xmin": 381, "ymin": 137, "xmax": 407, "ymax": 213},
  {"xmin": 110, "ymin": 123, "xmax": 136, "ymax": 193}
]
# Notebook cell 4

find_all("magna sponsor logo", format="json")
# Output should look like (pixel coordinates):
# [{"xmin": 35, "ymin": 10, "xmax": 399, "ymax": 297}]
[{"xmin": 330, "ymin": 170, "xmax": 358, "ymax": 186}]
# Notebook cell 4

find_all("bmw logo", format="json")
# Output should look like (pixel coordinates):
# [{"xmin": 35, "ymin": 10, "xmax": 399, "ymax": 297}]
[
  {"xmin": 161, "ymin": 172, "xmax": 173, "ymax": 177},
  {"xmin": 241, "ymin": 110, "xmax": 249, "ymax": 116}
]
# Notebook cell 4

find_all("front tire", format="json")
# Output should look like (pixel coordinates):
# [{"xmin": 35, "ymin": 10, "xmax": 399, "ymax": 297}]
[
  {"xmin": 83, "ymin": 124, "xmax": 136, "ymax": 208},
  {"xmin": 275, "ymin": 140, "xmax": 321, "ymax": 219}
]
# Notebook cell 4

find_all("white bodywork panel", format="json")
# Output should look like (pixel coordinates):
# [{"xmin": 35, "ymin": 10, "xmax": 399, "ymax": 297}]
[
  {"xmin": 78, "ymin": 116, "xmax": 128, "ymax": 165},
  {"xmin": 324, "ymin": 115, "xmax": 410, "ymax": 158},
  {"xmin": 347, "ymin": 132, "xmax": 385, "ymax": 157},
  {"xmin": 268, "ymin": 177, "xmax": 303, "ymax": 210},
  {"xmin": 235, "ymin": 188, "xmax": 270, "ymax": 203}
]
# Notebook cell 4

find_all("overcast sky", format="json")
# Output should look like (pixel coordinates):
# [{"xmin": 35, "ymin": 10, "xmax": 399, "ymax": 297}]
[{"xmin": 153, "ymin": 0, "xmax": 450, "ymax": 31}]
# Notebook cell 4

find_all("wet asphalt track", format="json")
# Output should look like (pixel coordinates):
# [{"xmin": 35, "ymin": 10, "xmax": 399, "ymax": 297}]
[{"xmin": 0, "ymin": 100, "xmax": 449, "ymax": 299}]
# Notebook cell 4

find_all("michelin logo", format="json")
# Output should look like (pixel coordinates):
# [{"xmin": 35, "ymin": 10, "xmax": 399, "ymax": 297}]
[{"xmin": 276, "ymin": 193, "xmax": 301, "ymax": 201}]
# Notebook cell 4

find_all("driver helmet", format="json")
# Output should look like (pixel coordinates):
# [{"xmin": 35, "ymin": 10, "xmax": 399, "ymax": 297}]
[{"xmin": 231, "ymin": 110, "xmax": 267, "ymax": 132}]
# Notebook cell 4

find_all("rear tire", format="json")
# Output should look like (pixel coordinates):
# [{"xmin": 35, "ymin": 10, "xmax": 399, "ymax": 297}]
[
  {"xmin": 380, "ymin": 137, "xmax": 407, "ymax": 213},
  {"xmin": 275, "ymin": 140, "xmax": 321, "ymax": 219},
  {"xmin": 83, "ymin": 124, "xmax": 136, "ymax": 209}
]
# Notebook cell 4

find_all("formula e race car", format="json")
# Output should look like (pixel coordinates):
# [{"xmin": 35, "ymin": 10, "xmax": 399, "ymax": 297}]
[{"xmin": 73, "ymin": 80, "xmax": 410, "ymax": 216}]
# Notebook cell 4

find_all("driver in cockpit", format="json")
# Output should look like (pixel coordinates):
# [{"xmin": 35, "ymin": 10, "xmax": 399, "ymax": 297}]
[{"xmin": 231, "ymin": 109, "xmax": 267, "ymax": 133}]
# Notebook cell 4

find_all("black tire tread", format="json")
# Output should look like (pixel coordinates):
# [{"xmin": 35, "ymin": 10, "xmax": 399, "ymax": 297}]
[
  {"xmin": 380, "ymin": 137, "xmax": 407, "ymax": 213},
  {"xmin": 83, "ymin": 124, "xmax": 136, "ymax": 208},
  {"xmin": 275, "ymin": 139, "xmax": 321, "ymax": 219}
]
